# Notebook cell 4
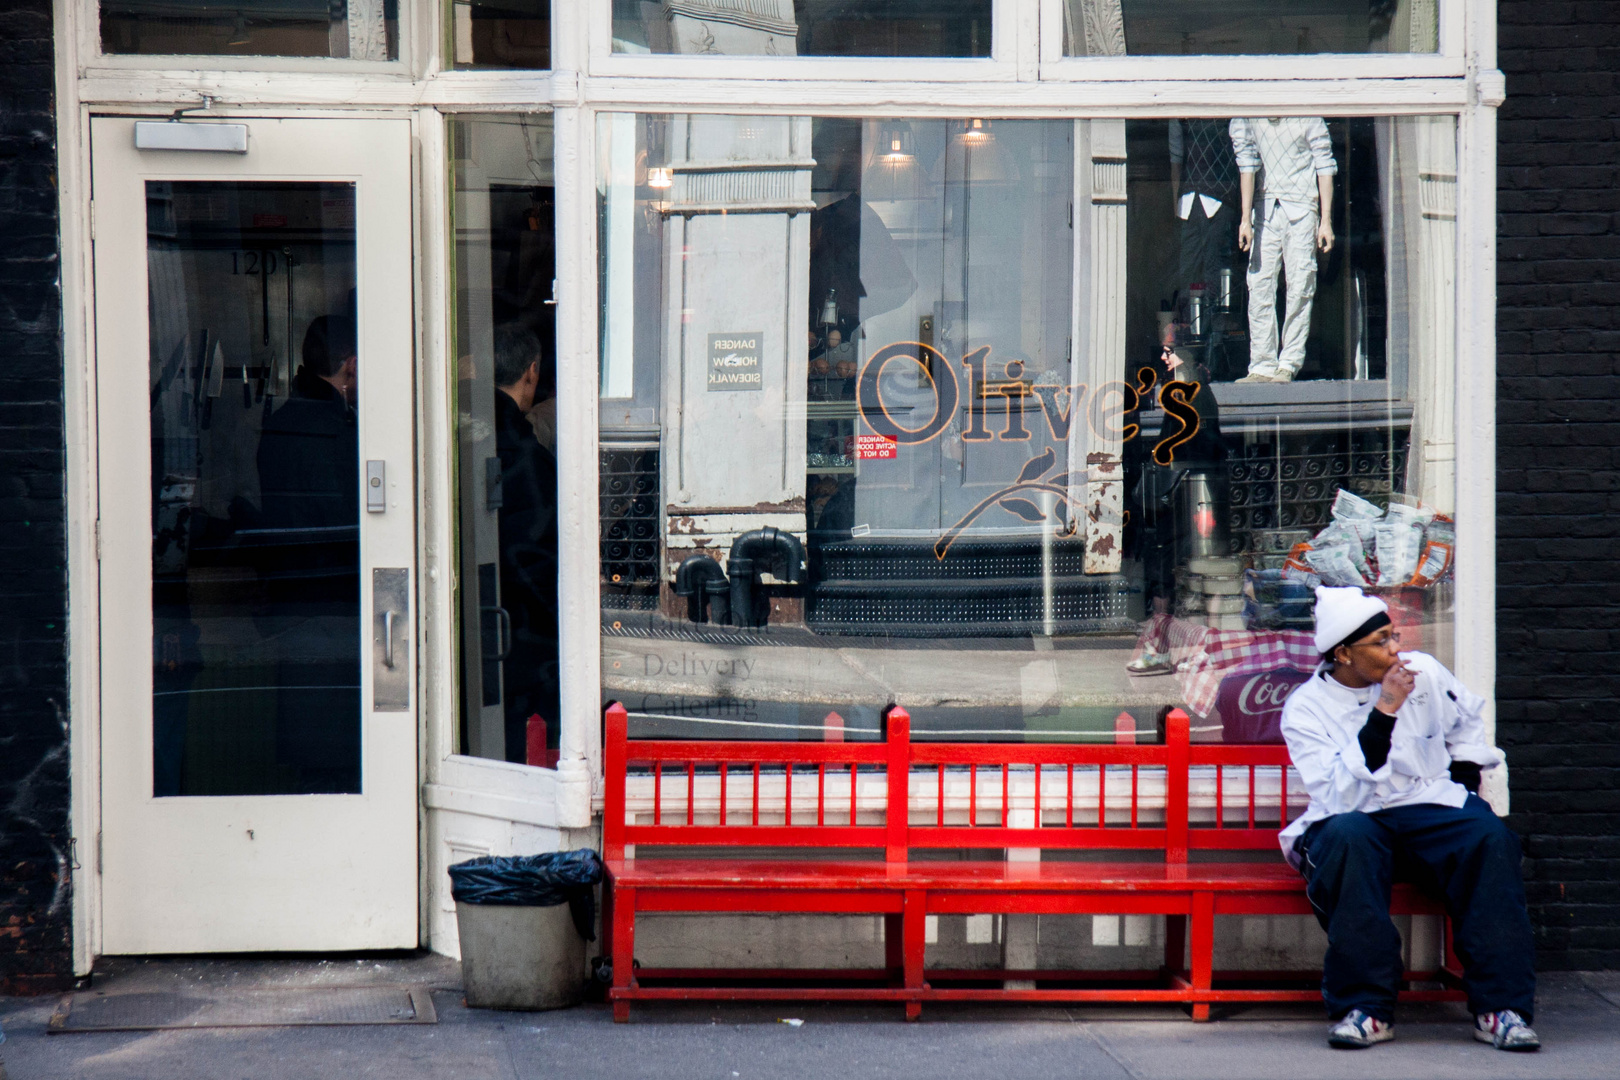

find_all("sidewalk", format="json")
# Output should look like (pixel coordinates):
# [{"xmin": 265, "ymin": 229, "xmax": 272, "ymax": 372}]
[{"xmin": 3, "ymin": 956, "xmax": 1616, "ymax": 1080}]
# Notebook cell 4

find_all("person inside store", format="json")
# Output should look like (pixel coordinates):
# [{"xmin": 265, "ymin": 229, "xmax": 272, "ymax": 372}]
[
  {"xmin": 1280, "ymin": 586, "xmax": 1538, "ymax": 1051},
  {"xmin": 257, "ymin": 314, "xmax": 359, "ymax": 531},
  {"xmin": 492, "ymin": 321, "xmax": 561, "ymax": 765},
  {"xmin": 1124, "ymin": 331, "xmax": 1228, "ymax": 676},
  {"xmin": 255, "ymin": 314, "xmax": 362, "ymax": 792}
]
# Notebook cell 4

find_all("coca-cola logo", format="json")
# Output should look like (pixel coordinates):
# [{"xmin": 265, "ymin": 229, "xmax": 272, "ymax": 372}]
[
  {"xmin": 1235, "ymin": 673, "xmax": 1298, "ymax": 715},
  {"xmin": 1216, "ymin": 667, "xmax": 1311, "ymax": 744}
]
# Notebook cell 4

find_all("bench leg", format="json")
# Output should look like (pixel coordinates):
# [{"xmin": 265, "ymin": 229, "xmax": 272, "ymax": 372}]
[
  {"xmin": 1189, "ymin": 892, "xmax": 1214, "ymax": 1022},
  {"xmin": 611, "ymin": 885, "xmax": 636, "ymax": 1023},
  {"xmin": 903, "ymin": 890, "xmax": 925, "ymax": 1021}
]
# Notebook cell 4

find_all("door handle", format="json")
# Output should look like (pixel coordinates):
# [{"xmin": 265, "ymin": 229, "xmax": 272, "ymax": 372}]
[
  {"xmin": 373, "ymin": 568, "xmax": 409, "ymax": 712},
  {"xmin": 480, "ymin": 605, "xmax": 512, "ymax": 662}
]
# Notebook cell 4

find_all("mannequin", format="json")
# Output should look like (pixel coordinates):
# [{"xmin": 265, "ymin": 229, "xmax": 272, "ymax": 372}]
[{"xmin": 1229, "ymin": 117, "xmax": 1337, "ymax": 383}]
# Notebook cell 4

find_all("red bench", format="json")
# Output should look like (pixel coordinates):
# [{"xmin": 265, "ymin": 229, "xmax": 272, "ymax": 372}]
[{"xmin": 602, "ymin": 702, "xmax": 1463, "ymax": 1022}]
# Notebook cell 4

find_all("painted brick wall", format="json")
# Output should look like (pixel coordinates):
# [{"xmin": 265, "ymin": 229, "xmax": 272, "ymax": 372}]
[
  {"xmin": 1497, "ymin": 1, "xmax": 1620, "ymax": 971},
  {"xmin": 0, "ymin": 0, "xmax": 72, "ymax": 993}
]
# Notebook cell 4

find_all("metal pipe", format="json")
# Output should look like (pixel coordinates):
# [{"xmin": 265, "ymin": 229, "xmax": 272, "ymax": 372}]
[{"xmin": 726, "ymin": 527, "xmax": 807, "ymax": 628}]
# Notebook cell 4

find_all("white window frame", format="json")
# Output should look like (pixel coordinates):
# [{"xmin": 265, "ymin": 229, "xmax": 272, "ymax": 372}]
[{"xmin": 55, "ymin": 0, "xmax": 1505, "ymax": 974}]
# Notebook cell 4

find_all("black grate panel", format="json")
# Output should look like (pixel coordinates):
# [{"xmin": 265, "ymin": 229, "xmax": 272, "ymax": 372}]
[{"xmin": 601, "ymin": 444, "xmax": 660, "ymax": 609}]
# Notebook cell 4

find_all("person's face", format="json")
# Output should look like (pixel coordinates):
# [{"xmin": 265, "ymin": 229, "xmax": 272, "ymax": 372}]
[
  {"xmin": 1333, "ymin": 624, "xmax": 1401, "ymax": 683},
  {"xmin": 334, "ymin": 355, "xmax": 358, "ymax": 404}
]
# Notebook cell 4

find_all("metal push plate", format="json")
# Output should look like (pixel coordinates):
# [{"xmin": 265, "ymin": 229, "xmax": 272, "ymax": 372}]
[{"xmin": 372, "ymin": 568, "xmax": 410, "ymax": 712}]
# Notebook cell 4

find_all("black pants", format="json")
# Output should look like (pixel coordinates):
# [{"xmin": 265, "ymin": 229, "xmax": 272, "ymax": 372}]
[{"xmin": 1296, "ymin": 794, "xmax": 1536, "ymax": 1023}]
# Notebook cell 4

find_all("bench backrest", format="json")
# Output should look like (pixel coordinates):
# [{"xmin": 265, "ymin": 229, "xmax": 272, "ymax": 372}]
[
  {"xmin": 603, "ymin": 703, "xmax": 1301, "ymax": 864},
  {"xmin": 602, "ymin": 702, "xmax": 911, "ymax": 861}
]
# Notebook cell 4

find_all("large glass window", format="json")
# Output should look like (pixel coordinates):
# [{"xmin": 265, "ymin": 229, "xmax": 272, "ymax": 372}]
[
  {"xmin": 611, "ymin": 1, "xmax": 991, "ymax": 56},
  {"xmin": 597, "ymin": 111, "xmax": 1458, "ymax": 745},
  {"xmin": 450, "ymin": 115, "xmax": 561, "ymax": 765},
  {"xmin": 1063, "ymin": 0, "xmax": 1438, "ymax": 56},
  {"xmin": 101, "ymin": 0, "xmax": 399, "ymax": 58}
]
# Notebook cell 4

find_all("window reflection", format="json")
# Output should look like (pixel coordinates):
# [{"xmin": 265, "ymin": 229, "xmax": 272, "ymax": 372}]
[
  {"xmin": 1064, "ymin": 0, "xmax": 1438, "ymax": 56},
  {"xmin": 102, "ymin": 0, "xmax": 399, "ymax": 59},
  {"xmin": 597, "ymin": 113, "xmax": 1457, "ymax": 748},
  {"xmin": 451, "ymin": 116, "xmax": 561, "ymax": 766},
  {"xmin": 451, "ymin": 0, "xmax": 550, "ymax": 69},
  {"xmin": 611, "ymin": 0, "xmax": 991, "ymax": 57}
]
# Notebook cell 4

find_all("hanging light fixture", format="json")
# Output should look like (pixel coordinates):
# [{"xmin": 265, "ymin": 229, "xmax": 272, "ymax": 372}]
[
  {"xmin": 955, "ymin": 118, "xmax": 993, "ymax": 144},
  {"xmin": 932, "ymin": 117, "xmax": 1016, "ymax": 185},
  {"xmin": 864, "ymin": 120, "xmax": 922, "ymax": 202},
  {"xmin": 646, "ymin": 166, "xmax": 674, "ymax": 190},
  {"xmin": 877, "ymin": 120, "xmax": 915, "ymax": 161}
]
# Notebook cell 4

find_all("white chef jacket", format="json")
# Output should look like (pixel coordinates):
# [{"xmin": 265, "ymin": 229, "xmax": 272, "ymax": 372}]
[{"xmin": 1277, "ymin": 650, "xmax": 1504, "ymax": 866}]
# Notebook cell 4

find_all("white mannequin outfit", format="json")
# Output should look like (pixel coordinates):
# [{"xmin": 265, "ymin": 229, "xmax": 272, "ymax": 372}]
[{"xmin": 1229, "ymin": 117, "xmax": 1337, "ymax": 380}]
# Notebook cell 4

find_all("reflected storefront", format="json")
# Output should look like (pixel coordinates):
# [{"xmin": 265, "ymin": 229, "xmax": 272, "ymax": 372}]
[{"xmin": 596, "ymin": 111, "xmax": 1459, "ymax": 751}]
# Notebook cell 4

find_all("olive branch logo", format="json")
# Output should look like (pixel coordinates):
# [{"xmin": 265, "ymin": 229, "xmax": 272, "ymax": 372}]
[{"xmin": 933, "ymin": 446, "xmax": 1081, "ymax": 561}]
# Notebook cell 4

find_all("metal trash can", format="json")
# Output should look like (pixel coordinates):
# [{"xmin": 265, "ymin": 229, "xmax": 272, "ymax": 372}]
[
  {"xmin": 456, "ymin": 899, "xmax": 585, "ymax": 1010},
  {"xmin": 448, "ymin": 849, "xmax": 602, "ymax": 1011}
]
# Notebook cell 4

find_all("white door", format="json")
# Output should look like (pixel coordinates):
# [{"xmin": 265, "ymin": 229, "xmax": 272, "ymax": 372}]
[{"xmin": 93, "ymin": 116, "xmax": 418, "ymax": 953}]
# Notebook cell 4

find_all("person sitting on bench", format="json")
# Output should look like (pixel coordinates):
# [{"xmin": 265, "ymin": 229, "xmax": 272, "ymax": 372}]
[{"xmin": 1279, "ymin": 585, "xmax": 1538, "ymax": 1051}]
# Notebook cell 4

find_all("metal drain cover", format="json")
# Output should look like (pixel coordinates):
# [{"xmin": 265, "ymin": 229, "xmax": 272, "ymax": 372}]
[{"xmin": 49, "ymin": 985, "xmax": 437, "ymax": 1032}]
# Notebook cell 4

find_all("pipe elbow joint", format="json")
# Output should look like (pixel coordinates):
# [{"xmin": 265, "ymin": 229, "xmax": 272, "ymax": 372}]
[{"xmin": 729, "ymin": 527, "xmax": 807, "ymax": 586}]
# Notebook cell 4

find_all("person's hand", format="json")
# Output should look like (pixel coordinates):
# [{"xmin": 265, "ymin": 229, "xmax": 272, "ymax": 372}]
[
  {"xmin": 1237, "ymin": 219, "xmax": 1253, "ymax": 252},
  {"xmin": 1316, "ymin": 218, "xmax": 1334, "ymax": 254},
  {"xmin": 1377, "ymin": 660, "xmax": 1416, "ymax": 715}
]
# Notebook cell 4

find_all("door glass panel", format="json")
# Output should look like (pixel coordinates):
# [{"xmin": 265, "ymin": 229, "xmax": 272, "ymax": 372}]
[
  {"xmin": 597, "ymin": 113, "xmax": 1457, "ymax": 745},
  {"xmin": 449, "ymin": 116, "xmax": 560, "ymax": 765},
  {"xmin": 101, "ymin": 0, "xmax": 399, "ymax": 59},
  {"xmin": 1064, "ymin": 0, "xmax": 1438, "ymax": 56},
  {"xmin": 150, "ymin": 180, "xmax": 362, "ymax": 796},
  {"xmin": 611, "ymin": 1, "xmax": 991, "ymax": 56}
]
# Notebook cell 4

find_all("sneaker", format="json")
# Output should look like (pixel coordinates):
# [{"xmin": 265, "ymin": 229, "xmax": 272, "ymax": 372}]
[
  {"xmin": 1126, "ymin": 649, "xmax": 1173, "ymax": 677},
  {"xmin": 1475, "ymin": 1009, "xmax": 1540, "ymax": 1051},
  {"xmin": 1233, "ymin": 373, "xmax": 1277, "ymax": 384},
  {"xmin": 1327, "ymin": 1009, "xmax": 1394, "ymax": 1049}
]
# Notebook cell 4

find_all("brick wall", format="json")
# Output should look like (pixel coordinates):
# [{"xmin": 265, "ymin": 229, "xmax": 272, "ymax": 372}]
[
  {"xmin": 1497, "ymin": 1, "xmax": 1620, "ymax": 971},
  {"xmin": 0, "ymin": 0, "xmax": 72, "ymax": 994}
]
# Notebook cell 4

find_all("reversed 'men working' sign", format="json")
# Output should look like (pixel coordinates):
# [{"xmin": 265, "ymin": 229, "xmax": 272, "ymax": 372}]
[{"xmin": 708, "ymin": 332, "xmax": 762, "ymax": 391}]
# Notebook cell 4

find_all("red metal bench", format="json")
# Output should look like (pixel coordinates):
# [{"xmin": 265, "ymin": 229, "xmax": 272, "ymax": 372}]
[{"xmin": 602, "ymin": 702, "xmax": 1462, "ymax": 1022}]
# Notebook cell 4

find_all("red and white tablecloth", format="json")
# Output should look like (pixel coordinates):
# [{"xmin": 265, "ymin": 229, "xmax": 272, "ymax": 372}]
[{"xmin": 1140, "ymin": 615, "xmax": 1321, "ymax": 717}]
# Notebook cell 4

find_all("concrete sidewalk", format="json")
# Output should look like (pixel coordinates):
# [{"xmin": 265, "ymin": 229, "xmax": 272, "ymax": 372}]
[{"xmin": 3, "ymin": 956, "xmax": 1615, "ymax": 1080}]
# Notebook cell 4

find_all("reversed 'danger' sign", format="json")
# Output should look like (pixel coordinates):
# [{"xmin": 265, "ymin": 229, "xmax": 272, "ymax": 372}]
[
  {"xmin": 708, "ymin": 332, "xmax": 762, "ymax": 391},
  {"xmin": 855, "ymin": 434, "xmax": 897, "ymax": 460}
]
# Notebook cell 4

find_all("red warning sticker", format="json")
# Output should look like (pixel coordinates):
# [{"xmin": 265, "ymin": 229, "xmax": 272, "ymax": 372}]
[{"xmin": 855, "ymin": 435, "xmax": 898, "ymax": 460}]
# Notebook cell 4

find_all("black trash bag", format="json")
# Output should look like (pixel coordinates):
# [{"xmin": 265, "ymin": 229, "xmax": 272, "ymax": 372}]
[{"xmin": 449, "ymin": 849, "xmax": 603, "ymax": 941}]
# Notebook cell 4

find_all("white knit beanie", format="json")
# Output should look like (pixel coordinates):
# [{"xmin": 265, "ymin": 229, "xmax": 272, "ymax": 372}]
[{"xmin": 1313, "ymin": 586, "xmax": 1390, "ymax": 655}]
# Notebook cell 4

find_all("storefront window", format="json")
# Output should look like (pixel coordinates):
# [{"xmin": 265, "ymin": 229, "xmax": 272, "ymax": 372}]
[
  {"xmin": 1063, "ymin": 0, "xmax": 1438, "ymax": 56},
  {"xmin": 610, "ymin": 1, "xmax": 991, "ymax": 56},
  {"xmin": 101, "ymin": 0, "xmax": 399, "ymax": 58},
  {"xmin": 449, "ymin": 115, "xmax": 561, "ymax": 765},
  {"xmin": 451, "ymin": 0, "xmax": 550, "ymax": 68},
  {"xmin": 597, "ymin": 111, "xmax": 1458, "ymax": 745}
]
